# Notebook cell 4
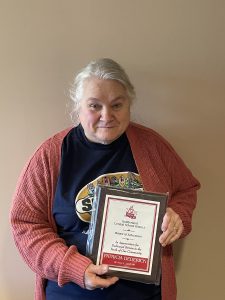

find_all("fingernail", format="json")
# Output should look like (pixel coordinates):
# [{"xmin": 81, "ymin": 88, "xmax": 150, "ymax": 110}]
[{"xmin": 103, "ymin": 266, "xmax": 108, "ymax": 272}]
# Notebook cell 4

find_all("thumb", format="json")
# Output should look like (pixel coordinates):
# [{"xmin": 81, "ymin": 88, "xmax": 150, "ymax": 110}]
[
  {"xmin": 161, "ymin": 211, "xmax": 169, "ymax": 232},
  {"xmin": 89, "ymin": 264, "xmax": 109, "ymax": 276}
]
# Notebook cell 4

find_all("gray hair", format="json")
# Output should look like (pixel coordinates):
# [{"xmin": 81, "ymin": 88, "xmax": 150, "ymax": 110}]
[{"xmin": 69, "ymin": 58, "xmax": 136, "ymax": 121}]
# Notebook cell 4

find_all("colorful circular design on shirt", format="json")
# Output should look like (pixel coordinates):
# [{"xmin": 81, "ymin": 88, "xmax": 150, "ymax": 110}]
[{"xmin": 75, "ymin": 172, "xmax": 142, "ymax": 223}]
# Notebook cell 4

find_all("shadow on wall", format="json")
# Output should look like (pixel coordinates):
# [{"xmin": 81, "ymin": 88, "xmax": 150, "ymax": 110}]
[{"xmin": 173, "ymin": 239, "xmax": 185, "ymax": 273}]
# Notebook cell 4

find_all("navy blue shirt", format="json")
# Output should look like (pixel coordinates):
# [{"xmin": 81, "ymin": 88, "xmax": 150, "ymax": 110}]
[{"xmin": 46, "ymin": 125, "xmax": 161, "ymax": 300}]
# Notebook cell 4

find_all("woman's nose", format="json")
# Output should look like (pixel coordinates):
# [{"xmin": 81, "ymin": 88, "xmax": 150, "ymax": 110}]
[{"xmin": 100, "ymin": 107, "xmax": 113, "ymax": 121}]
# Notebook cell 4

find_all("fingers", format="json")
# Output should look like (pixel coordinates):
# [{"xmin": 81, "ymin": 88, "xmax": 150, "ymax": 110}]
[
  {"xmin": 84, "ymin": 263, "xmax": 119, "ymax": 290},
  {"xmin": 159, "ymin": 207, "xmax": 184, "ymax": 247}
]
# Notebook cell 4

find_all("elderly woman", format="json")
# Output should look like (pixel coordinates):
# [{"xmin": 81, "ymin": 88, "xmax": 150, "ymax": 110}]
[{"xmin": 10, "ymin": 58, "xmax": 200, "ymax": 300}]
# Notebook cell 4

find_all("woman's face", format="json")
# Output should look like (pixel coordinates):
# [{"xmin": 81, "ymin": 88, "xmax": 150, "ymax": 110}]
[{"xmin": 78, "ymin": 78, "xmax": 131, "ymax": 144}]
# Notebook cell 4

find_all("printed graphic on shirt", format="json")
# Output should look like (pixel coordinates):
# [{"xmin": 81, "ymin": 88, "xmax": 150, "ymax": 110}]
[{"xmin": 75, "ymin": 172, "xmax": 142, "ymax": 223}]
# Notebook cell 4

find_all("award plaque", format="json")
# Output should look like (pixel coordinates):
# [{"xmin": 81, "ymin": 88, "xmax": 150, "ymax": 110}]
[{"xmin": 86, "ymin": 185, "xmax": 168, "ymax": 284}]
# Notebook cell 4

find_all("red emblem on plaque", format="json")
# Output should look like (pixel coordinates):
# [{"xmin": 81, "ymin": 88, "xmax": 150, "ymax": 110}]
[{"xmin": 125, "ymin": 206, "xmax": 137, "ymax": 219}]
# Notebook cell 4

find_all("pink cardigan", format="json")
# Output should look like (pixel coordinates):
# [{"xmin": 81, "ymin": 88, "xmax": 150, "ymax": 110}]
[{"xmin": 10, "ymin": 122, "xmax": 200, "ymax": 300}]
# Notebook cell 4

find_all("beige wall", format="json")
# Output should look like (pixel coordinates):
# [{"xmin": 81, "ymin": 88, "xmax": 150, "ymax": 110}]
[{"xmin": 1, "ymin": 1, "xmax": 224, "ymax": 299}]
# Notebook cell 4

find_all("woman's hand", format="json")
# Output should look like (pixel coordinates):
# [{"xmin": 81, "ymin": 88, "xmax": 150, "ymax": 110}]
[
  {"xmin": 159, "ymin": 207, "xmax": 184, "ymax": 247},
  {"xmin": 84, "ymin": 263, "xmax": 119, "ymax": 290}
]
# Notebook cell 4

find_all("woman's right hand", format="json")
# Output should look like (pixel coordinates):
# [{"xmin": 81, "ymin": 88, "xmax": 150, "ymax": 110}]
[{"xmin": 84, "ymin": 263, "xmax": 119, "ymax": 290}]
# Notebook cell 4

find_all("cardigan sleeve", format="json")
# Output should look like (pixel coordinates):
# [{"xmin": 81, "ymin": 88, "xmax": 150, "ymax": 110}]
[
  {"xmin": 157, "ymin": 137, "xmax": 200, "ymax": 239},
  {"xmin": 10, "ymin": 139, "xmax": 92, "ymax": 288}
]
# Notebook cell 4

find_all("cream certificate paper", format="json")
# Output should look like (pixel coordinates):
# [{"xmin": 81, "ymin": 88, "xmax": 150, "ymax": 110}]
[{"xmin": 96, "ymin": 194, "xmax": 160, "ymax": 275}]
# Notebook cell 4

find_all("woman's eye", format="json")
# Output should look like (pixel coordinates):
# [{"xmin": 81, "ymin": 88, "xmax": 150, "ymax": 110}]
[
  {"xmin": 89, "ymin": 103, "xmax": 101, "ymax": 110},
  {"xmin": 112, "ymin": 103, "xmax": 123, "ymax": 110}
]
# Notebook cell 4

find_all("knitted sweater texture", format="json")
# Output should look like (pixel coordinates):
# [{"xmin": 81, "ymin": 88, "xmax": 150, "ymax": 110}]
[{"xmin": 10, "ymin": 122, "xmax": 200, "ymax": 300}]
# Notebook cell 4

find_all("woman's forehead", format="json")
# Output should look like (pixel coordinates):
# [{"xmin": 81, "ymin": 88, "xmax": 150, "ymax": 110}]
[{"xmin": 82, "ymin": 78, "xmax": 128, "ymax": 100}]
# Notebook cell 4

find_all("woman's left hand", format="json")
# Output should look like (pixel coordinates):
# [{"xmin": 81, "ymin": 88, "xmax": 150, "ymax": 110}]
[{"xmin": 159, "ymin": 207, "xmax": 184, "ymax": 247}]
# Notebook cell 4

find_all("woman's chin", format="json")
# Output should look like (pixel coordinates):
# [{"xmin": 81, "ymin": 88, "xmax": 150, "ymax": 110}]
[{"xmin": 97, "ymin": 134, "xmax": 119, "ymax": 144}]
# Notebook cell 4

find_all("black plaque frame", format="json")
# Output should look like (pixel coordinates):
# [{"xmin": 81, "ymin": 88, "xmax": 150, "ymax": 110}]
[{"xmin": 86, "ymin": 185, "xmax": 168, "ymax": 284}]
